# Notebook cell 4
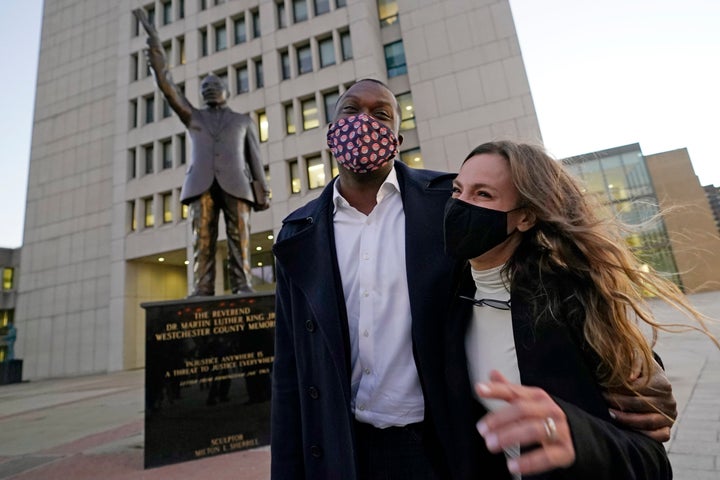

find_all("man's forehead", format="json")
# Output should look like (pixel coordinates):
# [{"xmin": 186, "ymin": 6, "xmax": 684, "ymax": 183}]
[{"xmin": 342, "ymin": 81, "xmax": 394, "ymax": 102}]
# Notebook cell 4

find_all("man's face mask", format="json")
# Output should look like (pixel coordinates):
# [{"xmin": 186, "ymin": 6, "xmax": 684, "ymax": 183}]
[
  {"xmin": 443, "ymin": 197, "xmax": 522, "ymax": 259},
  {"xmin": 327, "ymin": 113, "xmax": 399, "ymax": 173}
]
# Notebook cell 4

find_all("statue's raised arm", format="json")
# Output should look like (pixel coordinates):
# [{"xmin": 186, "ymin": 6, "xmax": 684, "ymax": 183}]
[{"xmin": 132, "ymin": 8, "xmax": 193, "ymax": 125}]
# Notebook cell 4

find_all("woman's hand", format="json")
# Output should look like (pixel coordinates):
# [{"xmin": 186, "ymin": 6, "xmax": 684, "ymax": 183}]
[{"xmin": 475, "ymin": 370, "xmax": 575, "ymax": 476}]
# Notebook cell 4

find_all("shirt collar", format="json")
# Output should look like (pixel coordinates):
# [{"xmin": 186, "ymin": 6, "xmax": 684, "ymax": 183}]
[{"xmin": 333, "ymin": 165, "xmax": 401, "ymax": 213}]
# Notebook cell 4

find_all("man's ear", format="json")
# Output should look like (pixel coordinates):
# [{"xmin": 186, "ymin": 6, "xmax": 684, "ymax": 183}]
[
  {"xmin": 516, "ymin": 209, "xmax": 536, "ymax": 232},
  {"xmin": 397, "ymin": 133, "xmax": 404, "ymax": 147}
]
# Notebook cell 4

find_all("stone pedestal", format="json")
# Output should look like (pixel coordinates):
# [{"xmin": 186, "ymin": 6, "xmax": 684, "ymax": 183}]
[{"xmin": 142, "ymin": 292, "xmax": 275, "ymax": 469}]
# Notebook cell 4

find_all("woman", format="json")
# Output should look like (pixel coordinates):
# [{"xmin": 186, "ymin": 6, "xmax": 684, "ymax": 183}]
[{"xmin": 440, "ymin": 141, "xmax": 716, "ymax": 479}]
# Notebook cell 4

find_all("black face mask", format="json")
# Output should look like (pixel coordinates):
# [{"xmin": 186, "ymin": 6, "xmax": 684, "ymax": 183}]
[{"xmin": 443, "ymin": 198, "xmax": 521, "ymax": 259}]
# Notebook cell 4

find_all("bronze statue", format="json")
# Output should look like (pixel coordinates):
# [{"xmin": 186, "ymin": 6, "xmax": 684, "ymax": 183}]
[{"xmin": 134, "ymin": 9, "xmax": 271, "ymax": 296}]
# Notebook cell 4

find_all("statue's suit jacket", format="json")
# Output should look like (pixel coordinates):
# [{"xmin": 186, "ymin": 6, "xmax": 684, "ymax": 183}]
[
  {"xmin": 180, "ymin": 106, "xmax": 265, "ymax": 205},
  {"xmin": 270, "ymin": 161, "xmax": 458, "ymax": 479}
]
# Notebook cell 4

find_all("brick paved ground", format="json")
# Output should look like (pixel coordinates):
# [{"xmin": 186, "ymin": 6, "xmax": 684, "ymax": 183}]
[{"xmin": 0, "ymin": 291, "xmax": 718, "ymax": 479}]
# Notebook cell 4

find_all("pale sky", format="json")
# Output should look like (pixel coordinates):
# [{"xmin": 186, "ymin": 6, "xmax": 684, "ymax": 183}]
[{"xmin": 1, "ymin": 0, "xmax": 718, "ymax": 248}]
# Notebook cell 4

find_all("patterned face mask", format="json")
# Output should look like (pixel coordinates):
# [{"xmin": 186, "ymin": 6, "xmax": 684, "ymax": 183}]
[{"xmin": 326, "ymin": 113, "xmax": 399, "ymax": 173}]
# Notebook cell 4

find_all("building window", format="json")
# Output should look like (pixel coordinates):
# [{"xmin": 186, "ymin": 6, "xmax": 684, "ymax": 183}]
[
  {"xmin": 130, "ymin": 53, "xmax": 139, "ymax": 82},
  {"xmin": 162, "ymin": 98, "xmax": 171, "ymax": 118},
  {"xmin": 178, "ymin": 36, "xmax": 186, "ymax": 64},
  {"xmin": 318, "ymin": 37, "xmax": 335, "ymax": 68},
  {"xmin": 257, "ymin": 110, "xmax": 268, "ymax": 143},
  {"xmin": 234, "ymin": 15, "xmax": 246, "ymax": 44},
  {"xmin": 252, "ymin": 9, "xmax": 261, "ymax": 38},
  {"xmin": 378, "ymin": 0, "xmax": 399, "ymax": 26},
  {"xmin": 2, "ymin": 268, "xmax": 14, "ymax": 290},
  {"xmin": 130, "ymin": 99, "xmax": 137, "ymax": 128},
  {"xmin": 236, "ymin": 64, "xmax": 249, "ymax": 94},
  {"xmin": 384, "ymin": 40, "xmax": 407, "ymax": 77},
  {"xmin": 162, "ymin": 192, "xmax": 173, "ymax": 223},
  {"xmin": 293, "ymin": 0, "xmax": 308, "ymax": 22},
  {"xmin": 336, "ymin": 0, "xmax": 346, "ymax": 7},
  {"xmin": 200, "ymin": 28, "xmax": 208, "ymax": 56},
  {"xmin": 396, "ymin": 92, "xmax": 416, "ymax": 130},
  {"xmin": 301, "ymin": 97, "xmax": 319, "ymax": 130},
  {"xmin": 215, "ymin": 23, "xmax": 227, "ymax": 51},
  {"xmin": 200, "ymin": 0, "xmax": 207, "ymax": 10},
  {"xmin": 162, "ymin": 1, "xmax": 172, "ymax": 25},
  {"xmin": 218, "ymin": 71, "xmax": 229, "ymax": 92},
  {"xmin": 254, "ymin": 58, "xmax": 264, "ymax": 88},
  {"xmin": 129, "ymin": 201, "xmax": 137, "ymax": 231},
  {"xmin": 144, "ymin": 197, "xmax": 155, "ymax": 227},
  {"xmin": 330, "ymin": 153, "xmax": 339, "ymax": 178},
  {"xmin": 144, "ymin": 95, "xmax": 154, "ymax": 124},
  {"xmin": 289, "ymin": 160, "xmax": 301, "ymax": 193},
  {"xmin": 297, "ymin": 44, "xmax": 312, "ymax": 75},
  {"xmin": 144, "ymin": 144, "xmax": 154, "ymax": 174},
  {"xmin": 280, "ymin": 50, "xmax": 291, "ymax": 80},
  {"xmin": 340, "ymin": 30, "xmax": 352, "ymax": 60},
  {"xmin": 178, "ymin": 0, "xmax": 185, "ymax": 19},
  {"xmin": 128, "ymin": 148, "xmax": 137, "ymax": 179},
  {"xmin": 178, "ymin": 133, "xmax": 186, "ymax": 165},
  {"xmin": 162, "ymin": 139, "xmax": 173, "ymax": 169},
  {"xmin": 181, "ymin": 200, "xmax": 188, "ymax": 219},
  {"xmin": 306, "ymin": 155, "xmax": 326, "ymax": 190},
  {"xmin": 277, "ymin": 1, "xmax": 287, "ymax": 28},
  {"xmin": 285, "ymin": 103, "xmax": 296, "ymax": 134},
  {"xmin": 315, "ymin": 0, "xmax": 330, "ymax": 15},
  {"xmin": 146, "ymin": 6, "xmax": 156, "ymax": 26},
  {"xmin": 323, "ymin": 90, "xmax": 339, "ymax": 123},
  {"xmin": 400, "ymin": 148, "xmax": 424, "ymax": 168}
]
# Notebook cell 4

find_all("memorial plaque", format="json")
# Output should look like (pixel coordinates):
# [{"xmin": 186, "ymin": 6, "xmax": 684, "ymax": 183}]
[{"xmin": 142, "ymin": 292, "xmax": 274, "ymax": 468}]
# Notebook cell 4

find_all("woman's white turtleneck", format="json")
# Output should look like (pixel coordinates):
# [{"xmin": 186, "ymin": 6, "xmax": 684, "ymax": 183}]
[{"xmin": 465, "ymin": 264, "xmax": 521, "ymax": 413}]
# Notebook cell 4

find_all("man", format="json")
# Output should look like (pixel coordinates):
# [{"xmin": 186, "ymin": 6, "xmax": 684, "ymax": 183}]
[
  {"xmin": 271, "ymin": 79, "xmax": 676, "ymax": 479},
  {"xmin": 134, "ymin": 9, "xmax": 270, "ymax": 296}
]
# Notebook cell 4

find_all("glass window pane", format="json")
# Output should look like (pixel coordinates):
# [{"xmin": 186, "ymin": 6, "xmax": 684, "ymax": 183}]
[
  {"xmin": 200, "ymin": 28, "xmax": 208, "ymax": 56},
  {"xmin": 293, "ymin": 0, "xmax": 308, "ymax": 22},
  {"xmin": 277, "ymin": 2, "xmax": 287, "ymax": 28},
  {"xmin": 285, "ymin": 103, "xmax": 296, "ymax": 134},
  {"xmin": 130, "ymin": 201, "xmax": 137, "ymax": 231},
  {"xmin": 145, "ymin": 145, "xmax": 154, "ymax": 174},
  {"xmin": 163, "ymin": 193, "xmax": 173, "ymax": 223},
  {"xmin": 319, "ymin": 37, "xmax": 335, "ymax": 68},
  {"xmin": 396, "ymin": 92, "xmax": 416, "ymax": 130},
  {"xmin": 314, "ymin": 0, "xmax": 330, "ymax": 15},
  {"xmin": 181, "ymin": 201, "xmax": 188, "ymax": 219},
  {"xmin": 258, "ymin": 111, "xmax": 268, "ymax": 142},
  {"xmin": 340, "ymin": 31, "xmax": 352, "ymax": 60},
  {"xmin": 384, "ymin": 41, "xmax": 407, "ymax": 77},
  {"xmin": 302, "ymin": 98, "xmax": 319, "ymax": 130},
  {"xmin": 252, "ymin": 10, "xmax": 261, "ymax": 38},
  {"xmin": 145, "ymin": 96, "xmax": 154, "ymax": 124},
  {"xmin": 163, "ymin": 1, "xmax": 172, "ymax": 24},
  {"xmin": 178, "ymin": 134, "xmax": 186, "ymax": 164},
  {"xmin": 215, "ymin": 24, "xmax": 227, "ymax": 51},
  {"xmin": 128, "ymin": 149, "xmax": 136, "ymax": 179},
  {"xmin": 297, "ymin": 44, "xmax": 312, "ymax": 74},
  {"xmin": 179, "ymin": 37, "xmax": 186, "ymax": 64},
  {"xmin": 2, "ymin": 268, "xmax": 14, "ymax": 290},
  {"xmin": 281, "ymin": 51, "xmax": 291, "ymax": 79},
  {"xmin": 378, "ymin": 0, "xmax": 399, "ymax": 26},
  {"xmin": 323, "ymin": 90, "xmax": 339, "ymax": 123},
  {"xmin": 289, "ymin": 160, "xmax": 301, "ymax": 193},
  {"xmin": 162, "ymin": 140, "xmax": 173, "ymax": 169},
  {"xmin": 237, "ymin": 65, "xmax": 249, "ymax": 93},
  {"xmin": 234, "ymin": 16, "xmax": 246, "ymax": 44},
  {"xmin": 255, "ymin": 59, "xmax": 264, "ymax": 88},
  {"xmin": 162, "ymin": 98, "xmax": 171, "ymax": 118},
  {"xmin": 336, "ymin": 0, "xmax": 346, "ymax": 6},
  {"xmin": 400, "ymin": 148, "xmax": 424, "ymax": 168},
  {"xmin": 145, "ymin": 197, "xmax": 155, "ymax": 227},
  {"xmin": 306, "ymin": 155, "xmax": 326, "ymax": 189}
]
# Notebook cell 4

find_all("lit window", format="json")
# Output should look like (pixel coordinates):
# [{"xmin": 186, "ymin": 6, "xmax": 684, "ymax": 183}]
[
  {"xmin": 200, "ymin": 28, "xmax": 208, "ymax": 56},
  {"xmin": 306, "ymin": 155, "xmax": 326, "ymax": 189},
  {"xmin": 384, "ymin": 40, "xmax": 407, "ymax": 77},
  {"xmin": 323, "ymin": 90, "xmax": 339, "ymax": 123},
  {"xmin": 215, "ymin": 23, "xmax": 227, "ymax": 51},
  {"xmin": 318, "ymin": 37, "xmax": 335, "ymax": 68},
  {"xmin": 293, "ymin": 0, "xmax": 308, "ymax": 22},
  {"xmin": 144, "ymin": 197, "xmax": 155, "ymax": 227},
  {"xmin": 289, "ymin": 160, "xmax": 301, "ymax": 193},
  {"xmin": 254, "ymin": 58, "xmax": 264, "ymax": 88},
  {"xmin": 302, "ymin": 97, "xmax": 319, "ymax": 130},
  {"xmin": 280, "ymin": 50, "xmax": 291, "ymax": 79},
  {"xmin": 314, "ymin": 0, "xmax": 330, "ymax": 15},
  {"xmin": 2, "ymin": 268, "xmax": 14, "ymax": 290},
  {"xmin": 162, "ymin": 139, "xmax": 173, "ymax": 169},
  {"xmin": 181, "ymin": 201, "xmax": 188, "ymax": 219},
  {"xmin": 145, "ymin": 95, "xmax": 154, "ymax": 124},
  {"xmin": 340, "ymin": 31, "xmax": 352, "ymax": 60},
  {"xmin": 330, "ymin": 153, "xmax": 339, "ymax": 177},
  {"xmin": 162, "ymin": 192, "xmax": 173, "ymax": 223},
  {"xmin": 236, "ymin": 64, "xmax": 249, "ymax": 93},
  {"xmin": 400, "ymin": 148, "xmax": 424, "ymax": 168},
  {"xmin": 178, "ymin": 36, "xmax": 186, "ymax": 64},
  {"xmin": 234, "ymin": 16, "xmax": 247, "ymax": 44},
  {"xmin": 285, "ymin": 103, "xmax": 296, "ymax": 134},
  {"xmin": 396, "ymin": 92, "xmax": 416, "ymax": 130},
  {"xmin": 257, "ymin": 111, "xmax": 268, "ymax": 143},
  {"xmin": 377, "ymin": 0, "xmax": 399, "ymax": 26},
  {"xmin": 144, "ymin": 144, "xmax": 154, "ymax": 174},
  {"xmin": 297, "ymin": 44, "xmax": 312, "ymax": 74},
  {"xmin": 277, "ymin": 1, "xmax": 287, "ymax": 29},
  {"xmin": 252, "ymin": 9, "xmax": 261, "ymax": 38}
]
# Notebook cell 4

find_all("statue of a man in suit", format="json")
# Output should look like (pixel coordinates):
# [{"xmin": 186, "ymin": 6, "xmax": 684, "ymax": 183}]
[{"xmin": 134, "ymin": 9, "xmax": 270, "ymax": 296}]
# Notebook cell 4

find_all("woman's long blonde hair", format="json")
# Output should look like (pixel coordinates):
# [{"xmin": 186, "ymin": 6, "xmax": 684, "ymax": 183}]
[{"xmin": 465, "ymin": 141, "xmax": 718, "ymax": 389}]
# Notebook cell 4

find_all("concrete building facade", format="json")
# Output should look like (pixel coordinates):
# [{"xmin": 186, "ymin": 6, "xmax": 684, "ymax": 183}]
[{"xmin": 18, "ymin": 0, "xmax": 541, "ymax": 379}]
